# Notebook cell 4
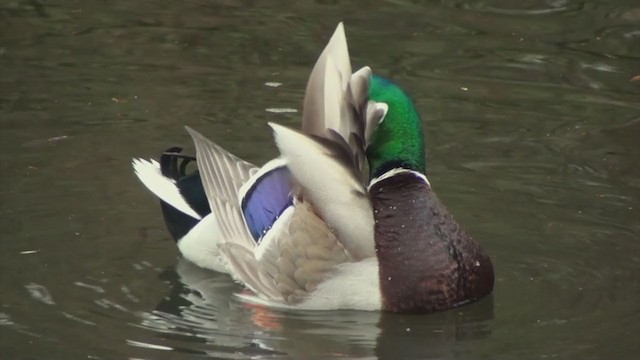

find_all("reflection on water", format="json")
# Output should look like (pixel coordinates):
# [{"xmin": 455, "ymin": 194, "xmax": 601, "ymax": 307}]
[
  {"xmin": 135, "ymin": 259, "xmax": 494, "ymax": 359},
  {"xmin": 1, "ymin": 0, "xmax": 640, "ymax": 359}
]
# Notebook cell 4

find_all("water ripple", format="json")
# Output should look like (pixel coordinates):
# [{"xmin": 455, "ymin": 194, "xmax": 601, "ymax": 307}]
[
  {"xmin": 557, "ymin": 25, "xmax": 640, "ymax": 60},
  {"xmin": 452, "ymin": 0, "xmax": 586, "ymax": 15},
  {"xmin": 0, "ymin": 312, "xmax": 14, "ymax": 326},
  {"xmin": 61, "ymin": 311, "xmax": 96, "ymax": 326},
  {"xmin": 25, "ymin": 283, "xmax": 55, "ymax": 305},
  {"xmin": 74, "ymin": 281, "xmax": 106, "ymax": 294}
]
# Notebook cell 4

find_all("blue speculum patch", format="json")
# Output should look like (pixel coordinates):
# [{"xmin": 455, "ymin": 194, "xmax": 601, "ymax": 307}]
[{"xmin": 241, "ymin": 166, "xmax": 293, "ymax": 242}]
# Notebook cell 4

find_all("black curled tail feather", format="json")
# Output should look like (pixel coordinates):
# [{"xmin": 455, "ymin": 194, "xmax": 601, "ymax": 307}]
[{"xmin": 160, "ymin": 147, "xmax": 197, "ymax": 180}]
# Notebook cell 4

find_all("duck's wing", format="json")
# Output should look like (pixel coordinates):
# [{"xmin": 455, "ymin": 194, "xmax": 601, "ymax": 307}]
[
  {"xmin": 221, "ymin": 122, "xmax": 374, "ymax": 304},
  {"xmin": 177, "ymin": 138, "xmax": 358, "ymax": 305},
  {"xmin": 185, "ymin": 127, "xmax": 259, "ymax": 251},
  {"xmin": 183, "ymin": 129, "xmax": 357, "ymax": 303},
  {"xmin": 222, "ymin": 200, "xmax": 352, "ymax": 305},
  {"xmin": 270, "ymin": 123, "xmax": 375, "ymax": 260}
]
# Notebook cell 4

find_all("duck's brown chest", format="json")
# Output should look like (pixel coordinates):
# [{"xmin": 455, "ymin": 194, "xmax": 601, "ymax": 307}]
[{"xmin": 370, "ymin": 172, "xmax": 494, "ymax": 313}]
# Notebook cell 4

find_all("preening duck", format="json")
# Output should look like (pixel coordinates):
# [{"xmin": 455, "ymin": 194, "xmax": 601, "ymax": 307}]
[{"xmin": 133, "ymin": 23, "xmax": 494, "ymax": 313}]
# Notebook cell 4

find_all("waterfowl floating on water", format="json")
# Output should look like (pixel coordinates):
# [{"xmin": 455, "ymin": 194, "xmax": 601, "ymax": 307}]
[{"xmin": 133, "ymin": 23, "xmax": 494, "ymax": 312}]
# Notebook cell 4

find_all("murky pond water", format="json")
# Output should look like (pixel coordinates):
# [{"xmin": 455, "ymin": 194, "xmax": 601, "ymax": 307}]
[{"xmin": 2, "ymin": 0, "xmax": 640, "ymax": 359}]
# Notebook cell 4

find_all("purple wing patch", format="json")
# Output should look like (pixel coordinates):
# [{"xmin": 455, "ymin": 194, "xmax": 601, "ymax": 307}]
[{"xmin": 241, "ymin": 165, "xmax": 293, "ymax": 242}]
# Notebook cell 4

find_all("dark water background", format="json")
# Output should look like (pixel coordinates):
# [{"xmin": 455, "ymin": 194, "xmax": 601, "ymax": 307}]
[{"xmin": 1, "ymin": 1, "xmax": 639, "ymax": 359}]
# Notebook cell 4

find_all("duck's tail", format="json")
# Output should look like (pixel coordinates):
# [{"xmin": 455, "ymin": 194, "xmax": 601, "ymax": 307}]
[
  {"xmin": 132, "ymin": 148, "xmax": 210, "ymax": 241},
  {"xmin": 134, "ymin": 149, "xmax": 233, "ymax": 273}
]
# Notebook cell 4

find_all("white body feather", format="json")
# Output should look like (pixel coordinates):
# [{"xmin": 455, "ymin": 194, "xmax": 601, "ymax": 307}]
[{"xmin": 176, "ymin": 213, "xmax": 228, "ymax": 273}]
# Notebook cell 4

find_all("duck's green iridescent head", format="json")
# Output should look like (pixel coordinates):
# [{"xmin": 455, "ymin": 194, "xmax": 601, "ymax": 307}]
[{"xmin": 366, "ymin": 75, "xmax": 426, "ymax": 179}]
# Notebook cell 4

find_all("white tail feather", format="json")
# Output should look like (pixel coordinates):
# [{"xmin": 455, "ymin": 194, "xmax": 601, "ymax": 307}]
[{"xmin": 132, "ymin": 158, "xmax": 202, "ymax": 220}]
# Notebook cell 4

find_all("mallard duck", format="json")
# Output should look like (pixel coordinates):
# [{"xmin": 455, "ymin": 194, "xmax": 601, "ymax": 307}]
[{"xmin": 133, "ymin": 23, "xmax": 494, "ymax": 312}]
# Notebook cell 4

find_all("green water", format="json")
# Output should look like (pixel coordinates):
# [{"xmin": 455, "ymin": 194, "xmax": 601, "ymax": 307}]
[{"xmin": 1, "ymin": 1, "xmax": 639, "ymax": 359}]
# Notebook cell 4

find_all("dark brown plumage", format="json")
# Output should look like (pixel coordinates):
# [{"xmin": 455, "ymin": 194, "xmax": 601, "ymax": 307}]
[{"xmin": 370, "ymin": 172, "xmax": 494, "ymax": 313}]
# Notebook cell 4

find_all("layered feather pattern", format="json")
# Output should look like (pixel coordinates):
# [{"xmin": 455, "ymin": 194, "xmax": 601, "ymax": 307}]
[{"xmin": 134, "ymin": 23, "xmax": 390, "ymax": 309}]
